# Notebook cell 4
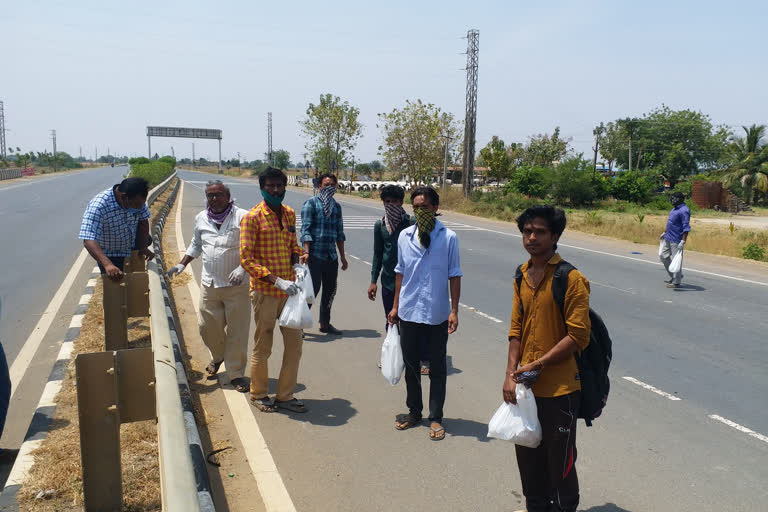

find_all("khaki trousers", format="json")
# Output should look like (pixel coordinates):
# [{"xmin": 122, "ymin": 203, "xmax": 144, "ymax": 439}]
[
  {"xmin": 249, "ymin": 290, "xmax": 303, "ymax": 402},
  {"xmin": 198, "ymin": 283, "xmax": 251, "ymax": 382}
]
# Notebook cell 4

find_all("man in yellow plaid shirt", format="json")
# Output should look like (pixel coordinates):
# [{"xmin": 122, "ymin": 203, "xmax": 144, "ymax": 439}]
[{"xmin": 240, "ymin": 167, "xmax": 308, "ymax": 413}]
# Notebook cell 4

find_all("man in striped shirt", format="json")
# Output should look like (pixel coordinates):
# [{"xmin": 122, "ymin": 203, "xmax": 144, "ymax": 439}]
[
  {"xmin": 240, "ymin": 168, "xmax": 307, "ymax": 413},
  {"xmin": 167, "ymin": 180, "xmax": 250, "ymax": 393}
]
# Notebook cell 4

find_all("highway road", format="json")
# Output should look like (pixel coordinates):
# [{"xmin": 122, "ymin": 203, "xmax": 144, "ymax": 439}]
[
  {"xmin": 176, "ymin": 169, "xmax": 768, "ymax": 511},
  {"xmin": 0, "ymin": 166, "xmax": 130, "ymax": 479}
]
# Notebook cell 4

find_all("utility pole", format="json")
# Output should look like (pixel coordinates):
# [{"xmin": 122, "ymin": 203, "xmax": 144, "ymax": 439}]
[
  {"xmin": 0, "ymin": 101, "xmax": 6, "ymax": 159},
  {"xmin": 442, "ymin": 133, "xmax": 453, "ymax": 190},
  {"xmin": 192, "ymin": 143, "xmax": 195, "ymax": 168},
  {"xmin": 462, "ymin": 29, "xmax": 480, "ymax": 197},
  {"xmin": 267, "ymin": 112, "xmax": 273, "ymax": 165},
  {"xmin": 170, "ymin": 146, "xmax": 175, "ymax": 159},
  {"xmin": 79, "ymin": 146, "xmax": 83, "ymax": 160},
  {"xmin": 51, "ymin": 129, "xmax": 57, "ymax": 172}
]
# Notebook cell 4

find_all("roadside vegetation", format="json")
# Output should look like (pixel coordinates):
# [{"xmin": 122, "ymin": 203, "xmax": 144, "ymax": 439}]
[{"xmin": 128, "ymin": 156, "xmax": 176, "ymax": 187}]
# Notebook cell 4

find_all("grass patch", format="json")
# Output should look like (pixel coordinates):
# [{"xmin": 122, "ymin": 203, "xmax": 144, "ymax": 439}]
[{"xmin": 16, "ymin": 183, "xmax": 180, "ymax": 511}]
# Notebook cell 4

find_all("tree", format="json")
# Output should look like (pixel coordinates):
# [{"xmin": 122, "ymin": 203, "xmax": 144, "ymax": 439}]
[
  {"xmin": 610, "ymin": 171, "xmax": 656, "ymax": 203},
  {"xmin": 377, "ymin": 99, "xmax": 461, "ymax": 185},
  {"xmin": 550, "ymin": 155, "xmax": 608, "ymax": 206},
  {"xmin": 509, "ymin": 166, "xmax": 551, "ymax": 198},
  {"xmin": 521, "ymin": 127, "xmax": 570, "ymax": 167},
  {"xmin": 479, "ymin": 136, "xmax": 511, "ymax": 183},
  {"xmin": 273, "ymin": 149, "xmax": 291, "ymax": 170},
  {"xmin": 719, "ymin": 124, "xmax": 768, "ymax": 204},
  {"xmin": 599, "ymin": 122, "xmax": 625, "ymax": 171},
  {"xmin": 301, "ymin": 93, "xmax": 363, "ymax": 173}
]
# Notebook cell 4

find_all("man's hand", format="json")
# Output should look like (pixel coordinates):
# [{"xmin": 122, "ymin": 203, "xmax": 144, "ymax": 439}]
[
  {"xmin": 502, "ymin": 374, "xmax": 517, "ymax": 404},
  {"xmin": 340, "ymin": 256, "xmax": 348, "ymax": 271},
  {"xmin": 300, "ymin": 253, "xmax": 309, "ymax": 265},
  {"xmin": 105, "ymin": 263, "xmax": 124, "ymax": 282},
  {"xmin": 677, "ymin": 240, "xmax": 686, "ymax": 251},
  {"xmin": 293, "ymin": 264, "xmax": 306, "ymax": 281},
  {"xmin": 274, "ymin": 277, "xmax": 300, "ymax": 296},
  {"xmin": 228, "ymin": 267, "xmax": 247, "ymax": 286},
  {"xmin": 367, "ymin": 283, "xmax": 377, "ymax": 301},
  {"xmin": 139, "ymin": 247, "xmax": 155, "ymax": 261},
  {"xmin": 659, "ymin": 232, "xmax": 666, "ymax": 240},
  {"xmin": 448, "ymin": 310, "xmax": 459, "ymax": 334},
  {"xmin": 167, "ymin": 264, "xmax": 186, "ymax": 279},
  {"xmin": 387, "ymin": 307, "xmax": 399, "ymax": 326},
  {"xmin": 511, "ymin": 361, "xmax": 542, "ymax": 382}
]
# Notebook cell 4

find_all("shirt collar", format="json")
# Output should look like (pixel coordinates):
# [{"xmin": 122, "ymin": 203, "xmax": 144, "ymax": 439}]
[
  {"xmin": 406, "ymin": 219, "xmax": 445, "ymax": 239},
  {"xmin": 522, "ymin": 252, "xmax": 562, "ymax": 272},
  {"xmin": 109, "ymin": 186, "xmax": 122, "ymax": 209},
  {"xmin": 259, "ymin": 201, "xmax": 283, "ymax": 216}
]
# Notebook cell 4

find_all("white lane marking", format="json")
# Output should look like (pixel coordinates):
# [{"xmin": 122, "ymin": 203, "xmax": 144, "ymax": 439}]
[
  {"xmin": 590, "ymin": 281, "xmax": 635, "ymax": 294},
  {"xmin": 349, "ymin": 255, "xmax": 360, "ymax": 260},
  {"xmin": 175, "ymin": 180, "xmax": 297, "ymax": 512},
  {"xmin": 69, "ymin": 314, "xmax": 84, "ymax": 329},
  {"xmin": 708, "ymin": 414, "xmax": 768, "ymax": 444},
  {"xmin": 458, "ymin": 302, "xmax": 504, "ymax": 323},
  {"xmin": 623, "ymin": 376, "xmax": 682, "ymax": 401},
  {"xmin": 8, "ymin": 247, "xmax": 89, "ymax": 401},
  {"xmin": 362, "ymin": 261, "xmax": 372, "ymax": 266}
]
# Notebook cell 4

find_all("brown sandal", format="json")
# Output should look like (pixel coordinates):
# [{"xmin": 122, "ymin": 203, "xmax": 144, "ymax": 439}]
[
  {"xmin": 395, "ymin": 414, "xmax": 422, "ymax": 430},
  {"xmin": 250, "ymin": 396, "xmax": 276, "ymax": 412},
  {"xmin": 429, "ymin": 424, "xmax": 446, "ymax": 441}
]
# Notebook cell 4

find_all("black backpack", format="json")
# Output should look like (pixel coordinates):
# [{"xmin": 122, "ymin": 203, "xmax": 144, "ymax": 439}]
[{"xmin": 514, "ymin": 260, "xmax": 612, "ymax": 427}]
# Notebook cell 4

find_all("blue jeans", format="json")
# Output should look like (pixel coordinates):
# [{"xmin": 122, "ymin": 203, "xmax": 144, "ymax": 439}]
[{"xmin": 0, "ymin": 342, "xmax": 10, "ymax": 440}]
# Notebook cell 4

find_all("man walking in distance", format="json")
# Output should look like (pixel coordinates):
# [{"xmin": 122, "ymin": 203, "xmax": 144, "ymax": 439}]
[
  {"xmin": 240, "ymin": 167, "xmax": 307, "ymax": 413},
  {"xmin": 167, "ymin": 180, "xmax": 250, "ymax": 393},
  {"xmin": 504, "ymin": 205, "xmax": 591, "ymax": 512},
  {"xmin": 388, "ymin": 187, "xmax": 462, "ymax": 441},
  {"xmin": 300, "ymin": 173, "xmax": 348, "ymax": 335},
  {"xmin": 659, "ymin": 191, "xmax": 691, "ymax": 289},
  {"xmin": 79, "ymin": 177, "xmax": 154, "ymax": 280}
]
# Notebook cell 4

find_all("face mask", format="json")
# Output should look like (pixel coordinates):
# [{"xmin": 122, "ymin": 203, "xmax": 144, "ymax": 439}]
[
  {"xmin": 670, "ymin": 196, "xmax": 683, "ymax": 207},
  {"xmin": 413, "ymin": 207, "xmax": 436, "ymax": 248},
  {"xmin": 261, "ymin": 189, "xmax": 285, "ymax": 206}
]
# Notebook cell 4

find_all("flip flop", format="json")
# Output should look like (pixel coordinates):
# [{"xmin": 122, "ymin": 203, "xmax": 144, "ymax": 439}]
[
  {"xmin": 420, "ymin": 364, "xmax": 430, "ymax": 375},
  {"xmin": 230, "ymin": 377, "xmax": 249, "ymax": 393},
  {"xmin": 429, "ymin": 424, "xmax": 445, "ymax": 441},
  {"xmin": 395, "ymin": 414, "xmax": 421, "ymax": 430},
  {"xmin": 205, "ymin": 360, "xmax": 223, "ymax": 377},
  {"xmin": 250, "ymin": 396, "xmax": 276, "ymax": 413},
  {"xmin": 275, "ymin": 398, "xmax": 307, "ymax": 413}
]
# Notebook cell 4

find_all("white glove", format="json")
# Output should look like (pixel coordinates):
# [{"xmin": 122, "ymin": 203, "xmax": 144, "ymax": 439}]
[
  {"xmin": 167, "ymin": 263, "xmax": 186, "ymax": 279},
  {"xmin": 293, "ymin": 264, "xmax": 306, "ymax": 281},
  {"xmin": 228, "ymin": 266, "xmax": 247, "ymax": 286},
  {"xmin": 274, "ymin": 277, "xmax": 300, "ymax": 296},
  {"xmin": 677, "ymin": 240, "xmax": 686, "ymax": 251}
]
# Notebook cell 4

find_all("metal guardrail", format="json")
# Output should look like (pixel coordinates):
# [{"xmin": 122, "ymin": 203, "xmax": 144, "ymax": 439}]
[
  {"xmin": 0, "ymin": 168, "xmax": 22, "ymax": 181},
  {"xmin": 147, "ymin": 169, "xmax": 178, "ymax": 206}
]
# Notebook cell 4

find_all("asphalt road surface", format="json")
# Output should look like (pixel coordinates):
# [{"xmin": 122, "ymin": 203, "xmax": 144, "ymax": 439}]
[{"xmin": 177, "ymin": 170, "xmax": 768, "ymax": 512}]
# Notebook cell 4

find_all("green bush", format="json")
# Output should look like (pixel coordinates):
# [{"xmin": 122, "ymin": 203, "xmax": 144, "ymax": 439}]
[
  {"xmin": 646, "ymin": 194, "xmax": 672, "ymax": 211},
  {"xmin": 610, "ymin": 171, "xmax": 655, "ymax": 203},
  {"xmin": 358, "ymin": 190, "xmax": 372, "ymax": 199},
  {"xmin": 129, "ymin": 161, "xmax": 175, "ymax": 187},
  {"xmin": 550, "ymin": 157, "xmax": 608, "ymax": 206},
  {"xmin": 742, "ymin": 242, "xmax": 767, "ymax": 261},
  {"xmin": 508, "ymin": 166, "xmax": 551, "ymax": 198},
  {"xmin": 128, "ymin": 157, "xmax": 151, "ymax": 165}
]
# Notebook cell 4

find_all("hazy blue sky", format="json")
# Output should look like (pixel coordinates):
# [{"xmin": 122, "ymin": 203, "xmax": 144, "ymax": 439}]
[{"xmin": 3, "ymin": 0, "xmax": 766, "ymax": 164}]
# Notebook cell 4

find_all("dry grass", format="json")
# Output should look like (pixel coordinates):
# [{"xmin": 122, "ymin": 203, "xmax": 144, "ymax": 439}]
[
  {"xmin": 182, "ymin": 165, "xmax": 252, "ymax": 178},
  {"xmin": 16, "ymin": 183, "xmax": 181, "ymax": 511}
]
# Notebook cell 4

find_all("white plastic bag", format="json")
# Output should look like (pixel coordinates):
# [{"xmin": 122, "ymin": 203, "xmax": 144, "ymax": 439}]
[
  {"xmin": 380, "ymin": 325, "xmax": 404, "ymax": 386},
  {"xmin": 669, "ymin": 250, "xmax": 683, "ymax": 274},
  {"xmin": 297, "ymin": 264, "xmax": 314, "ymax": 305},
  {"xmin": 487, "ymin": 385, "xmax": 542, "ymax": 448},
  {"xmin": 278, "ymin": 292, "xmax": 314, "ymax": 330},
  {"xmin": 658, "ymin": 240, "xmax": 665, "ymax": 257}
]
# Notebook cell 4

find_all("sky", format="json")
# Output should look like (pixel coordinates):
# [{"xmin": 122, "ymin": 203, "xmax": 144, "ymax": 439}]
[{"xmin": 2, "ymin": 0, "xmax": 767, "ymax": 164}]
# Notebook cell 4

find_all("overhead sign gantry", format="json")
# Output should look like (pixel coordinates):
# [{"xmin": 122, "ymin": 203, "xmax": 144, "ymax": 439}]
[{"xmin": 146, "ymin": 126, "xmax": 223, "ymax": 173}]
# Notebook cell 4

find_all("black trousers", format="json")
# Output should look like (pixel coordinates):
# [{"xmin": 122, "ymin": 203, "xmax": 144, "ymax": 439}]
[
  {"xmin": 399, "ymin": 320, "xmax": 448, "ymax": 423},
  {"xmin": 382, "ymin": 288, "xmax": 428, "ymax": 361},
  {"xmin": 308, "ymin": 256, "xmax": 338, "ymax": 326},
  {"xmin": 515, "ymin": 391, "xmax": 581, "ymax": 512}
]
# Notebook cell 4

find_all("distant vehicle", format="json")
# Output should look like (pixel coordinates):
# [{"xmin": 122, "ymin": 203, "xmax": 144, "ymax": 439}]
[{"xmin": 111, "ymin": 163, "xmax": 115, "ymax": 167}]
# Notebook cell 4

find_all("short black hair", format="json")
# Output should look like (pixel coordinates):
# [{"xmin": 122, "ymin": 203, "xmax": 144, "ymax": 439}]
[
  {"xmin": 516, "ymin": 205, "xmax": 567, "ymax": 250},
  {"xmin": 410, "ymin": 186, "xmax": 440, "ymax": 207},
  {"xmin": 671, "ymin": 191, "xmax": 685, "ymax": 201},
  {"xmin": 380, "ymin": 184, "xmax": 405, "ymax": 201},
  {"xmin": 258, "ymin": 167, "xmax": 287, "ymax": 188},
  {"xmin": 319, "ymin": 173, "xmax": 338, "ymax": 185},
  {"xmin": 117, "ymin": 177, "xmax": 149, "ymax": 198}
]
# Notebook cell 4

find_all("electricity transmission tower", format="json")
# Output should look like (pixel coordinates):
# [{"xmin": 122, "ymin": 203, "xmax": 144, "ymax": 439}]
[
  {"xmin": 462, "ymin": 29, "xmax": 479, "ymax": 197},
  {"xmin": 267, "ymin": 112, "xmax": 273, "ymax": 165},
  {"xmin": 0, "ymin": 101, "xmax": 6, "ymax": 159},
  {"xmin": 51, "ymin": 130, "xmax": 58, "ymax": 172}
]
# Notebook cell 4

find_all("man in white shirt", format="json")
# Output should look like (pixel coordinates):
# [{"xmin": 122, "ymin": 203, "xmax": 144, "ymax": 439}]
[{"xmin": 168, "ymin": 180, "xmax": 250, "ymax": 392}]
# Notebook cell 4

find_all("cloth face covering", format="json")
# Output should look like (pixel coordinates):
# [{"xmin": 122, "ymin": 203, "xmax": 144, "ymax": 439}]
[
  {"xmin": 384, "ymin": 203, "xmax": 406, "ymax": 234},
  {"xmin": 261, "ymin": 189, "xmax": 285, "ymax": 207},
  {"xmin": 207, "ymin": 200, "xmax": 234, "ymax": 224},
  {"xmin": 413, "ymin": 207, "xmax": 436, "ymax": 248},
  {"xmin": 670, "ymin": 196, "xmax": 683, "ymax": 207},
  {"xmin": 318, "ymin": 186, "xmax": 336, "ymax": 218}
]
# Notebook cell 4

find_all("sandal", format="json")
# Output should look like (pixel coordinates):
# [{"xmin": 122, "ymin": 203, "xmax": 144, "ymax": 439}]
[
  {"xmin": 429, "ymin": 423, "xmax": 446, "ymax": 441},
  {"xmin": 420, "ymin": 363, "xmax": 430, "ymax": 375},
  {"xmin": 275, "ymin": 398, "xmax": 307, "ymax": 413},
  {"xmin": 250, "ymin": 396, "xmax": 276, "ymax": 413},
  {"xmin": 231, "ymin": 377, "xmax": 249, "ymax": 393},
  {"xmin": 205, "ymin": 360, "xmax": 223, "ymax": 377},
  {"xmin": 395, "ymin": 414, "xmax": 422, "ymax": 430}
]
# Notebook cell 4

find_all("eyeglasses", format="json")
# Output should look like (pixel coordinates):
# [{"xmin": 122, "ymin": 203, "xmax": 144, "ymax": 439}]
[{"xmin": 206, "ymin": 192, "xmax": 227, "ymax": 199}]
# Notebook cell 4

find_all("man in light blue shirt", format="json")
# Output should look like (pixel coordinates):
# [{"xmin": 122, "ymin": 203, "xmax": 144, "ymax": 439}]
[
  {"xmin": 388, "ymin": 186, "xmax": 462, "ymax": 441},
  {"xmin": 659, "ymin": 192, "xmax": 691, "ymax": 288}
]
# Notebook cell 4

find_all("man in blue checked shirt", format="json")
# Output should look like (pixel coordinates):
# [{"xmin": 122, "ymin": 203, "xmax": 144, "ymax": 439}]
[
  {"xmin": 659, "ymin": 191, "xmax": 691, "ymax": 289},
  {"xmin": 79, "ymin": 177, "xmax": 155, "ymax": 281},
  {"xmin": 300, "ymin": 173, "xmax": 348, "ymax": 335}
]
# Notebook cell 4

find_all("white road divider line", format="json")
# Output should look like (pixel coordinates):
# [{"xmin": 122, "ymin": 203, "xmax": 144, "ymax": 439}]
[
  {"xmin": 708, "ymin": 414, "xmax": 768, "ymax": 444},
  {"xmin": 349, "ymin": 255, "xmax": 360, "ymax": 260},
  {"xmin": 590, "ymin": 281, "xmax": 635, "ymax": 294},
  {"xmin": 175, "ymin": 180, "xmax": 297, "ymax": 512},
  {"xmin": 458, "ymin": 302, "xmax": 504, "ymax": 323},
  {"xmin": 623, "ymin": 376, "xmax": 682, "ymax": 401}
]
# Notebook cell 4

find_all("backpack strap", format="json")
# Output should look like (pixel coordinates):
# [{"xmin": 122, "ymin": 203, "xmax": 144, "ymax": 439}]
[
  {"xmin": 551, "ymin": 260, "xmax": 576, "ymax": 319},
  {"xmin": 514, "ymin": 264, "xmax": 524, "ymax": 316}
]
